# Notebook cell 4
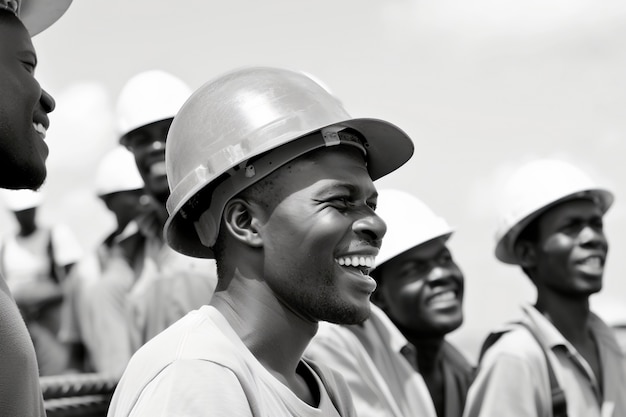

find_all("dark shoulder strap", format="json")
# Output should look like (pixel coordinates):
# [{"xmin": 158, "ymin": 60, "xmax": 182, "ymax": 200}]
[
  {"xmin": 305, "ymin": 358, "xmax": 355, "ymax": 417},
  {"xmin": 46, "ymin": 230, "xmax": 60, "ymax": 283},
  {"xmin": 479, "ymin": 321, "xmax": 568, "ymax": 417},
  {"xmin": 517, "ymin": 321, "xmax": 568, "ymax": 417}
]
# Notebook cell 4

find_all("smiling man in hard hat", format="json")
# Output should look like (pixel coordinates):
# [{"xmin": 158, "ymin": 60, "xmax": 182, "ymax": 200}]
[
  {"xmin": 306, "ymin": 189, "xmax": 473, "ymax": 417},
  {"xmin": 107, "ymin": 67, "xmax": 414, "ymax": 417},
  {"xmin": 0, "ymin": 0, "xmax": 72, "ymax": 415},
  {"xmin": 113, "ymin": 70, "xmax": 218, "ymax": 353},
  {"xmin": 464, "ymin": 159, "xmax": 626, "ymax": 417}
]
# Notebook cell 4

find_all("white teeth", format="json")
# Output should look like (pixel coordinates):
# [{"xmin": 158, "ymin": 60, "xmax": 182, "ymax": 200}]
[
  {"xmin": 150, "ymin": 161, "xmax": 167, "ymax": 176},
  {"xmin": 335, "ymin": 255, "xmax": 376, "ymax": 268},
  {"xmin": 582, "ymin": 257, "xmax": 601, "ymax": 268},
  {"xmin": 430, "ymin": 291, "xmax": 456, "ymax": 304},
  {"xmin": 33, "ymin": 123, "xmax": 46, "ymax": 138}
]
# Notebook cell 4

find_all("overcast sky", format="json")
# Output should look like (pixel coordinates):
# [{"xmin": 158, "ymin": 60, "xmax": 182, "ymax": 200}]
[{"xmin": 11, "ymin": 0, "xmax": 626, "ymax": 358}]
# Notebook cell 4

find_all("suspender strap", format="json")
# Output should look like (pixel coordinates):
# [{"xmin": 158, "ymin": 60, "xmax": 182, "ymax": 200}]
[{"xmin": 517, "ymin": 321, "xmax": 569, "ymax": 417}]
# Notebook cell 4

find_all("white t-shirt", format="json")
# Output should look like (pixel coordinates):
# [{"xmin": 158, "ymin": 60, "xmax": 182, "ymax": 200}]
[
  {"xmin": 108, "ymin": 306, "xmax": 354, "ymax": 417},
  {"xmin": 0, "ymin": 225, "xmax": 82, "ymax": 293}
]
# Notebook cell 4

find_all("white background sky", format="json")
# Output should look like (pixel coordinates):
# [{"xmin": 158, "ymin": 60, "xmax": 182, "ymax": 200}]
[{"xmin": 8, "ymin": 0, "xmax": 626, "ymax": 359}]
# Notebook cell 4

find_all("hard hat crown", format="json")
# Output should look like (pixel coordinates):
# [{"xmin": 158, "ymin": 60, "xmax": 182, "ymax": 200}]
[
  {"xmin": 494, "ymin": 158, "xmax": 614, "ymax": 264},
  {"xmin": 116, "ymin": 70, "xmax": 192, "ymax": 144},
  {"xmin": 374, "ymin": 189, "xmax": 453, "ymax": 269},
  {"xmin": 164, "ymin": 66, "xmax": 414, "ymax": 258},
  {"xmin": 95, "ymin": 146, "xmax": 144, "ymax": 197},
  {"xmin": 2, "ymin": 0, "xmax": 73, "ymax": 36}
]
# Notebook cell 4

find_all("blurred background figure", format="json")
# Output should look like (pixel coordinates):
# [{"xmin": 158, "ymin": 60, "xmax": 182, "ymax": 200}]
[
  {"xmin": 60, "ymin": 145, "xmax": 147, "ymax": 376},
  {"xmin": 115, "ymin": 69, "xmax": 217, "ymax": 350},
  {"xmin": 306, "ymin": 189, "xmax": 473, "ymax": 417},
  {"xmin": 465, "ymin": 159, "xmax": 626, "ymax": 417},
  {"xmin": 0, "ymin": 188, "xmax": 83, "ymax": 376}
]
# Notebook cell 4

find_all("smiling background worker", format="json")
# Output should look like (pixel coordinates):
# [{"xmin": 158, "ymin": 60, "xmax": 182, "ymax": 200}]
[
  {"xmin": 465, "ymin": 158, "xmax": 626, "ymax": 417},
  {"xmin": 107, "ymin": 66, "xmax": 414, "ymax": 417},
  {"xmin": 306, "ymin": 189, "xmax": 473, "ymax": 417},
  {"xmin": 0, "ymin": 0, "xmax": 73, "ymax": 415}
]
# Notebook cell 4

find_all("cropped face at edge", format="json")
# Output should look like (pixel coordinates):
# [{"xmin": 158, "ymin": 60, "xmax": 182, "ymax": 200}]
[
  {"xmin": 375, "ymin": 238, "xmax": 464, "ymax": 337},
  {"xmin": 255, "ymin": 146, "xmax": 386, "ymax": 326},
  {"xmin": 0, "ymin": 12, "xmax": 55, "ymax": 189}
]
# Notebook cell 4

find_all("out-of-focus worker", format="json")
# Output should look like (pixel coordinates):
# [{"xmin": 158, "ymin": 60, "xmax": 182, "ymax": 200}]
[
  {"xmin": 60, "ymin": 145, "xmax": 147, "ymax": 375},
  {"xmin": 115, "ymin": 70, "xmax": 217, "ymax": 350},
  {"xmin": 464, "ymin": 159, "xmax": 626, "ymax": 417},
  {"xmin": 107, "ymin": 66, "xmax": 415, "ymax": 417},
  {"xmin": 0, "ymin": 0, "xmax": 73, "ymax": 414},
  {"xmin": 0, "ymin": 188, "xmax": 83, "ymax": 376},
  {"xmin": 306, "ymin": 189, "xmax": 473, "ymax": 417}
]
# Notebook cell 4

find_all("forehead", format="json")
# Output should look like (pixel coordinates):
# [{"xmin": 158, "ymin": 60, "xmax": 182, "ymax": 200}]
[
  {"xmin": 124, "ymin": 119, "xmax": 172, "ymax": 147},
  {"xmin": 0, "ymin": 12, "xmax": 34, "ymax": 59},
  {"xmin": 273, "ymin": 145, "xmax": 371, "ymax": 190},
  {"xmin": 538, "ymin": 198, "xmax": 602, "ymax": 226}
]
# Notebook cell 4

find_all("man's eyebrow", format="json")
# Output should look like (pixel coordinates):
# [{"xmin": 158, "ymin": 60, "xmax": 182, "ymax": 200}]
[{"xmin": 16, "ymin": 50, "xmax": 37, "ymax": 66}]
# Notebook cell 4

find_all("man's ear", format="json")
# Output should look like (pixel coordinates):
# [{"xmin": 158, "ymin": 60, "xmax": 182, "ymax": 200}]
[
  {"xmin": 514, "ymin": 239, "xmax": 536, "ymax": 268},
  {"xmin": 222, "ymin": 198, "xmax": 264, "ymax": 248}
]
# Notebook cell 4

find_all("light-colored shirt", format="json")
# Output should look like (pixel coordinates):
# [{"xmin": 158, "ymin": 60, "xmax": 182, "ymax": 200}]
[
  {"xmin": 0, "ymin": 225, "xmax": 82, "ymax": 293},
  {"xmin": 60, "ymin": 244, "xmax": 136, "ymax": 375},
  {"xmin": 464, "ymin": 304, "xmax": 626, "ymax": 417},
  {"xmin": 126, "ymin": 236, "xmax": 217, "ymax": 350},
  {"xmin": 107, "ymin": 305, "xmax": 356, "ymax": 417},
  {"xmin": 0, "ymin": 273, "xmax": 45, "ymax": 417},
  {"xmin": 305, "ymin": 304, "xmax": 438, "ymax": 417}
]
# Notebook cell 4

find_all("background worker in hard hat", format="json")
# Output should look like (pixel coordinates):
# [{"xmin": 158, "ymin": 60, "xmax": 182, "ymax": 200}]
[
  {"xmin": 59, "ymin": 146, "xmax": 147, "ymax": 375},
  {"xmin": 0, "ymin": 0, "xmax": 73, "ymax": 413},
  {"xmin": 464, "ymin": 158, "xmax": 626, "ymax": 417},
  {"xmin": 115, "ymin": 69, "xmax": 217, "ymax": 351},
  {"xmin": 306, "ymin": 189, "xmax": 473, "ymax": 417},
  {"xmin": 0, "ymin": 188, "xmax": 83, "ymax": 376},
  {"xmin": 107, "ymin": 66, "xmax": 415, "ymax": 417}
]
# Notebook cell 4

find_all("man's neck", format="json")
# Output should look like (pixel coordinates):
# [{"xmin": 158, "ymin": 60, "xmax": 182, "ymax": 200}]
[
  {"xmin": 404, "ymin": 332, "xmax": 445, "ymax": 374},
  {"xmin": 535, "ymin": 290, "xmax": 591, "ymax": 345},
  {"xmin": 211, "ymin": 275, "xmax": 318, "ymax": 384}
]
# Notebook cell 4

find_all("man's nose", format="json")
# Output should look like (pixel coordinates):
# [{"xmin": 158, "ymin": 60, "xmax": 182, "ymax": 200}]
[
  {"xmin": 579, "ymin": 224, "xmax": 607, "ymax": 249},
  {"xmin": 353, "ymin": 209, "xmax": 387, "ymax": 244},
  {"xmin": 40, "ymin": 88, "xmax": 55, "ymax": 113}
]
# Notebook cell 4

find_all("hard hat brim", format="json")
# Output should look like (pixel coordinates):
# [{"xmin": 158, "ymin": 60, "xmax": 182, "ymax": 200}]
[
  {"xmin": 374, "ymin": 232, "xmax": 453, "ymax": 272},
  {"xmin": 164, "ymin": 117, "xmax": 415, "ymax": 258},
  {"xmin": 19, "ymin": 0, "xmax": 73, "ymax": 36},
  {"xmin": 495, "ymin": 187, "xmax": 614, "ymax": 265}
]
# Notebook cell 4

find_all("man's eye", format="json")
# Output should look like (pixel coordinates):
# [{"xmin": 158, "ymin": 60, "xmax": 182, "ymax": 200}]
[
  {"xmin": 332, "ymin": 197, "xmax": 350, "ymax": 206},
  {"xmin": 22, "ymin": 61, "xmax": 36, "ymax": 73}
]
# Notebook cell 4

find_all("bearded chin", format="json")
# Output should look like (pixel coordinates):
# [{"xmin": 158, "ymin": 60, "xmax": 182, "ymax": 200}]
[{"xmin": 313, "ymin": 297, "xmax": 371, "ymax": 325}]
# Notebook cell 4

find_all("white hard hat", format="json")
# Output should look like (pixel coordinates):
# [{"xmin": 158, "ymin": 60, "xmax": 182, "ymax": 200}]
[
  {"xmin": 495, "ymin": 158, "xmax": 614, "ymax": 265},
  {"xmin": 1, "ymin": 0, "xmax": 73, "ymax": 36},
  {"xmin": 95, "ymin": 146, "xmax": 144, "ymax": 197},
  {"xmin": 116, "ymin": 70, "xmax": 192, "ymax": 145},
  {"xmin": 0, "ymin": 188, "xmax": 43, "ymax": 211},
  {"xmin": 374, "ymin": 189, "xmax": 453, "ymax": 269},
  {"xmin": 164, "ymin": 66, "xmax": 415, "ymax": 258}
]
